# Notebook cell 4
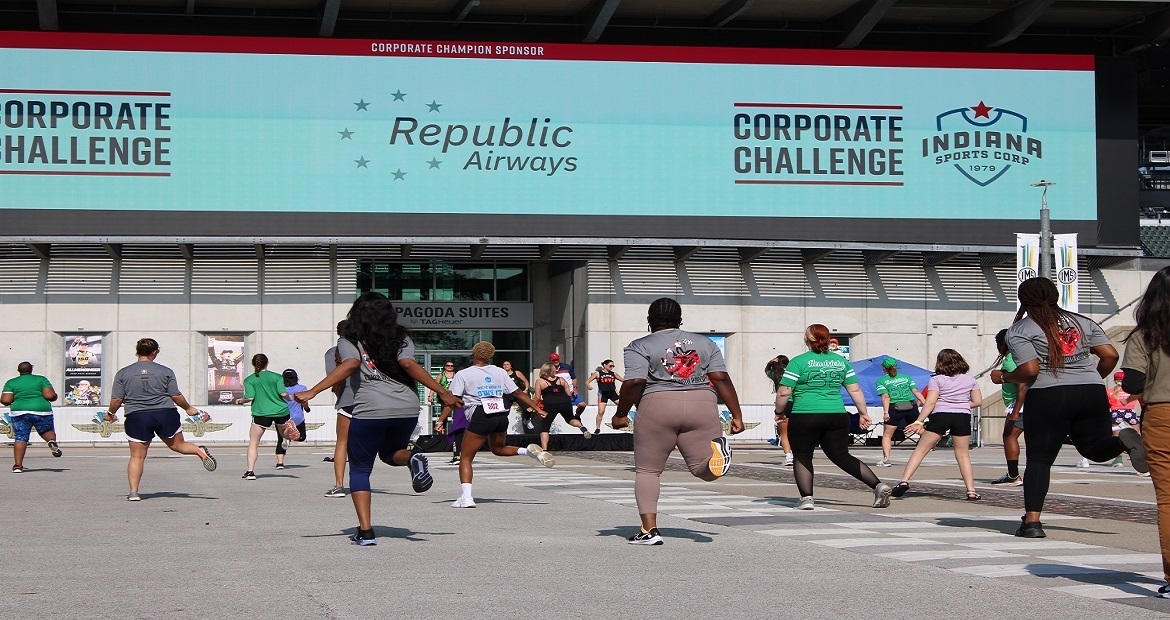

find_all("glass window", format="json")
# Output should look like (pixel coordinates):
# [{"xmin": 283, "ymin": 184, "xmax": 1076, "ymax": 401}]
[
  {"xmin": 482, "ymin": 330, "xmax": 530, "ymax": 351},
  {"xmin": 356, "ymin": 261, "xmax": 528, "ymax": 302},
  {"xmin": 435, "ymin": 264, "xmax": 495, "ymax": 301},
  {"xmin": 496, "ymin": 265, "xmax": 528, "ymax": 301},
  {"xmin": 411, "ymin": 330, "xmax": 479, "ymax": 351},
  {"xmin": 359, "ymin": 262, "xmax": 432, "ymax": 300}
]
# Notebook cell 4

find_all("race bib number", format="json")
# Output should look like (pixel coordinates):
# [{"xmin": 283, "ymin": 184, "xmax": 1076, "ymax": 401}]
[{"xmin": 482, "ymin": 397, "xmax": 506, "ymax": 414}]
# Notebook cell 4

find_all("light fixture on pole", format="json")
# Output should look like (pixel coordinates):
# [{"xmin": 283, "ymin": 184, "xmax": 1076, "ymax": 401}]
[{"xmin": 1031, "ymin": 180, "xmax": 1056, "ymax": 279}]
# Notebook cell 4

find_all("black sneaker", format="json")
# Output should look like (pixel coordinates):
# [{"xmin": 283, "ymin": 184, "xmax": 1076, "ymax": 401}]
[
  {"xmin": 47, "ymin": 440, "xmax": 62, "ymax": 457},
  {"xmin": 242, "ymin": 471, "xmax": 256, "ymax": 480},
  {"xmin": 275, "ymin": 463, "xmax": 285, "ymax": 470},
  {"xmin": 409, "ymin": 453, "xmax": 433, "ymax": 493},
  {"xmin": 1156, "ymin": 583, "xmax": 1170, "ymax": 598},
  {"xmin": 1015, "ymin": 517, "xmax": 1045, "ymax": 538},
  {"xmin": 990, "ymin": 474, "xmax": 1022, "ymax": 486},
  {"xmin": 1119, "ymin": 428, "xmax": 1149, "ymax": 474},
  {"xmin": 350, "ymin": 529, "xmax": 376, "ymax": 546},
  {"xmin": 628, "ymin": 527, "xmax": 664, "ymax": 546}
]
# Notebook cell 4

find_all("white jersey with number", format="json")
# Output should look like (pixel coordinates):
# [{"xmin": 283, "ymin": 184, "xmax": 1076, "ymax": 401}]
[{"xmin": 448, "ymin": 364, "xmax": 519, "ymax": 413}]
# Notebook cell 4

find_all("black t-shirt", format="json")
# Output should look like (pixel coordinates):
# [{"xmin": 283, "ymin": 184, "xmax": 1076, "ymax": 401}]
[
  {"xmin": 597, "ymin": 370, "xmax": 618, "ymax": 394},
  {"xmin": 540, "ymin": 377, "xmax": 572, "ymax": 406}
]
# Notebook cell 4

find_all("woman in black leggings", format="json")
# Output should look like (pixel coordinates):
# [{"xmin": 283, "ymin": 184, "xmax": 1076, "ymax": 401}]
[
  {"xmin": 1003, "ymin": 277, "xmax": 1147, "ymax": 538},
  {"xmin": 533, "ymin": 363, "xmax": 588, "ymax": 449}
]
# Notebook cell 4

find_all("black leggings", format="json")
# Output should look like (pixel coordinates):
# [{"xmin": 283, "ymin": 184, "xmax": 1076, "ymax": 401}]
[
  {"xmin": 1023, "ymin": 384, "xmax": 1124, "ymax": 512},
  {"xmin": 275, "ymin": 421, "xmax": 307, "ymax": 455},
  {"xmin": 788, "ymin": 413, "xmax": 881, "ymax": 498}
]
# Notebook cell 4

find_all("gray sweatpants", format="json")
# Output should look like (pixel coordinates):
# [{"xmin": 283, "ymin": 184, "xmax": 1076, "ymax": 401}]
[{"xmin": 633, "ymin": 390, "xmax": 722, "ymax": 514}]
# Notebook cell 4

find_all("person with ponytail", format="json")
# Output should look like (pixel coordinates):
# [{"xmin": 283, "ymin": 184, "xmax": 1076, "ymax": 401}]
[
  {"xmin": 1003, "ymin": 277, "xmax": 1147, "ymax": 539},
  {"xmin": 1121, "ymin": 265, "xmax": 1170, "ymax": 597},
  {"xmin": 295, "ymin": 292, "xmax": 463, "ymax": 546},
  {"xmin": 764, "ymin": 355, "xmax": 793, "ymax": 466},
  {"xmin": 236, "ymin": 353, "xmax": 298, "ymax": 481}
]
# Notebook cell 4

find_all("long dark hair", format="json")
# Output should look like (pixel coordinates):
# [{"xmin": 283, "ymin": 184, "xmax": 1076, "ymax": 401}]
[
  {"xmin": 993, "ymin": 328, "xmax": 1009, "ymax": 366},
  {"xmin": 1129, "ymin": 265, "xmax": 1170, "ymax": 358},
  {"xmin": 764, "ymin": 355, "xmax": 789, "ymax": 393},
  {"xmin": 1014, "ymin": 277, "xmax": 1088, "ymax": 373},
  {"xmin": 345, "ymin": 291, "xmax": 416, "ymax": 390}
]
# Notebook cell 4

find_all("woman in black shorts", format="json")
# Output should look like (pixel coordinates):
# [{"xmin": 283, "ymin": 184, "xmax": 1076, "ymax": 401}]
[
  {"xmin": 587, "ymin": 359, "xmax": 623, "ymax": 435},
  {"xmin": 534, "ymin": 362, "xmax": 591, "ymax": 449}
]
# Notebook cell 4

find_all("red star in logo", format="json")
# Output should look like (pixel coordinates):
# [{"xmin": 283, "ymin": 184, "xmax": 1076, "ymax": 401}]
[{"xmin": 970, "ymin": 101, "xmax": 993, "ymax": 118}]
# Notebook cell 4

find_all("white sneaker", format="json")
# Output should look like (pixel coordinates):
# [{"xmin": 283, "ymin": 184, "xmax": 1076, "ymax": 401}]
[
  {"xmin": 526, "ymin": 444, "xmax": 555, "ymax": 468},
  {"xmin": 452, "ymin": 495, "xmax": 477, "ymax": 508},
  {"xmin": 876, "ymin": 458, "xmax": 892, "ymax": 467},
  {"xmin": 783, "ymin": 454, "xmax": 794, "ymax": 467},
  {"xmin": 1075, "ymin": 458, "xmax": 1091, "ymax": 468},
  {"xmin": 794, "ymin": 496, "xmax": 814, "ymax": 510}
]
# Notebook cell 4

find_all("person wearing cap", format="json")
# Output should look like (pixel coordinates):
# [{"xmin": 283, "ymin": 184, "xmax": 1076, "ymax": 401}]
[
  {"xmin": 275, "ymin": 368, "xmax": 309, "ymax": 469},
  {"xmin": 1107, "ymin": 370, "xmax": 1142, "ymax": 469},
  {"xmin": 874, "ymin": 357, "xmax": 925, "ymax": 467},
  {"xmin": 549, "ymin": 352, "xmax": 588, "ymax": 418}
]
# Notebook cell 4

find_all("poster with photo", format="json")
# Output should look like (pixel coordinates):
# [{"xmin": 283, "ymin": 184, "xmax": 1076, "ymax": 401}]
[
  {"xmin": 62, "ymin": 334, "xmax": 103, "ymax": 406},
  {"xmin": 207, "ymin": 334, "xmax": 246, "ymax": 404},
  {"xmin": 829, "ymin": 336, "xmax": 852, "ymax": 360}
]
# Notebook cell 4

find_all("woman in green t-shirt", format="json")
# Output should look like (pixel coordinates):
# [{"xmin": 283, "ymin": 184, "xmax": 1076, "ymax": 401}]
[
  {"xmin": 776, "ymin": 324, "xmax": 892, "ymax": 511},
  {"xmin": 235, "ymin": 354, "xmax": 296, "ymax": 481}
]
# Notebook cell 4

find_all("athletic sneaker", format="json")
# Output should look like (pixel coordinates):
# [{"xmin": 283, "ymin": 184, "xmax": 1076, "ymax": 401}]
[
  {"xmin": 242, "ymin": 471, "xmax": 257, "ymax": 480},
  {"xmin": 325, "ymin": 486, "xmax": 346, "ymax": 498},
  {"xmin": 594, "ymin": 428, "xmax": 601, "ymax": 435},
  {"xmin": 1075, "ymin": 457, "xmax": 1091, "ymax": 468},
  {"xmin": 11, "ymin": 465, "xmax": 22, "ymax": 474},
  {"xmin": 709, "ymin": 436, "xmax": 732, "ymax": 478},
  {"xmin": 198, "ymin": 446, "xmax": 217, "ymax": 472},
  {"xmin": 275, "ymin": 463, "xmax": 285, "ymax": 470},
  {"xmin": 448, "ymin": 456, "xmax": 459, "ymax": 465},
  {"xmin": 991, "ymin": 474, "xmax": 1023, "ymax": 486},
  {"xmin": 876, "ymin": 458, "xmax": 892, "ymax": 467},
  {"xmin": 628, "ymin": 528, "xmax": 664, "ymax": 546},
  {"xmin": 350, "ymin": 529, "xmax": 376, "ymax": 546},
  {"xmin": 581, "ymin": 427, "xmax": 593, "ymax": 439},
  {"xmin": 452, "ymin": 496, "xmax": 477, "ymax": 508},
  {"xmin": 782, "ymin": 453, "xmax": 794, "ymax": 467},
  {"xmin": 1015, "ymin": 517, "xmax": 1045, "ymax": 538},
  {"xmin": 281, "ymin": 419, "xmax": 301, "ymax": 442},
  {"xmin": 1119, "ymin": 428, "xmax": 1149, "ymax": 474},
  {"xmin": 872, "ymin": 482, "xmax": 893, "ymax": 508},
  {"xmin": 1111, "ymin": 456, "xmax": 1125, "ymax": 467},
  {"xmin": 1156, "ymin": 583, "xmax": 1170, "ymax": 598},
  {"xmin": 127, "ymin": 492, "xmax": 141, "ymax": 502},
  {"xmin": 766, "ymin": 438, "xmax": 779, "ymax": 446},
  {"xmin": 794, "ymin": 496, "xmax": 814, "ymax": 510},
  {"xmin": 526, "ymin": 444, "xmax": 555, "ymax": 468},
  {"xmin": 323, "ymin": 456, "xmax": 334, "ymax": 462},
  {"xmin": 409, "ymin": 453, "xmax": 433, "ymax": 493},
  {"xmin": 47, "ymin": 440, "xmax": 62, "ymax": 457}
]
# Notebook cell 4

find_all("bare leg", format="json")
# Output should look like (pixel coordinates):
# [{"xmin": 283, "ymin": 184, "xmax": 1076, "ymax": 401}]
[
  {"xmin": 595, "ymin": 401, "xmax": 606, "ymax": 432},
  {"xmin": 458, "ymin": 431, "xmax": 489, "ymax": 484},
  {"xmin": 640, "ymin": 513, "xmax": 657, "ymax": 531},
  {"xmin": 540, "ymin": 430, "xmax": 550, "ymax": 451},
  {"xmin": 334, "ymin": 415, "xmax": 350, "ymax": 488},
  {"xmin": 882, "ymin": 425, "xmax": 897, "ymax": 460},
  {"xmin": 246, "ymin": 423, "xmax": 265, "ymax": 471},
  {"xmin": 487, "ymin": 432, "xmax": 520, "ymax": 457},
  {"xmin": 13, "ymin": 441, "xmax": 27, "ymax": 468},
  {"xmin": 352, "ymin": 491, "xmax": 372, "ymax": 530},
  {"xmin": 954, "ymin": 437, "xmax": 976, "ymax": 492},
  {"xmin": 128, "ymin": 441, "xmax": 150, "ymax": 493},
  {"xmin": 160, "ymin": 432, "xmax": 207, "ymax": 458},
  {"xmin": 779, "ymin": 419, "xmax": 791, "ymax": 454},
  {"xmin": 896, "ymin": 431, "xmax": 943, "ymax": 482}
]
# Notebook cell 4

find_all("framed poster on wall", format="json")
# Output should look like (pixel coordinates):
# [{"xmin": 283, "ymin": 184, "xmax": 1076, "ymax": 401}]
[
  {"xmin": 62, "ymin": 334, "xmax": 103, "ymax": 406},
  {"xmin": 206, "ymin": 334, "xmax": 246, "ymax": 405}
]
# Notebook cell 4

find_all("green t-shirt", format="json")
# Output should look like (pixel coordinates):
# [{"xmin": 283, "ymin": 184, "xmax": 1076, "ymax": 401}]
[
  {"xmin": 243, "ymin": 370, "xmax": 291, "ymax": 417},
  {"xmin": 2, "ymin": 374, "xmax": 53, "ymax": 412},
  {"xmin": 1000, "ymin": 354, "xmax": 1019, "ymax": 404},
  {"xmin": 875, "ymin": 374, "xmax": 917, "ymax": 403},
  {"xmin": 779, "ymin": 351, "xmax": 858, "ymax": 414}
]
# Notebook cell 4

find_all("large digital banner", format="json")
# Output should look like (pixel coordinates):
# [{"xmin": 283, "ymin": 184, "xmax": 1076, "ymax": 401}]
[{"xmin": 0, "ymin": 33, "xmax": 1097, "ymax": 225}]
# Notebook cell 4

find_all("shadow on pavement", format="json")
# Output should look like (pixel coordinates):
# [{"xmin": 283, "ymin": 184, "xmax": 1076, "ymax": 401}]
[
  {"xmin": 596, "ymin": 526, "xmax": 716, "ymax": 543},
  {"xmin": 20, "ymin": 468, "xmax": 70, "ymax": 473},
  {"xmin": 140, "ymin": 491, "xmax": 219, "ymax": 500},
  {"xmin": 301, "ymin": 527, "xmax": 454, "ymax": 542}
]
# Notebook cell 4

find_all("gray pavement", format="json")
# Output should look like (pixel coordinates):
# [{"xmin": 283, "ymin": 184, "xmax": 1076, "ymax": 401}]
[{"xmin": 2, "ymin": 443, "xmax": 1169, "ymax": 619}]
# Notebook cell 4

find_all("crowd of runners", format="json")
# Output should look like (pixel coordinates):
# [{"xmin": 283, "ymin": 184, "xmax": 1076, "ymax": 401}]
[{"xmin": 7, "ymin": 273, "xmax": 1170, "ymax": 597}]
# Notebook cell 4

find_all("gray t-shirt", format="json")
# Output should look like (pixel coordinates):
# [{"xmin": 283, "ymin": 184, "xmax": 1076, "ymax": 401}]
[
  {"xmin": 324, "ymin": 344, "xmax": 358, "ymax": 411},
  {"xmin": 623, "ymin": 328, "xmax": 726, "ymax": 395},
  {"xmin": 111, "ymin": 360, "xmax": 181, "ymax": 414},
  {"xmin": 339, "ymin": 336, "xmax": 420, "ymax": 419},
  {"xmin": 1006, "ymin": 314, "xmax": 1110, "ymax": 390},
  {"xmin": 448, "ymin": 364, "xmax": 519, "ymax": 410}
]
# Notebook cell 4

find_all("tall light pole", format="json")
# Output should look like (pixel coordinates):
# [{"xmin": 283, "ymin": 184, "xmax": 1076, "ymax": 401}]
[{"xmin": 1032, "ymin": 180, "xmax": 1055, "ymax": 279}]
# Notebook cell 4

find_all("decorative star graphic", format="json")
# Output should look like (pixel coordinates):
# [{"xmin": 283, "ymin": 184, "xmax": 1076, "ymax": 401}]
[
  {"xmin": 392, "ymin": 168, "xmax": 407, "ymax": 180},
  {"xmin": 355, "ymin": 157, "xmax": 370, "ymax": 168},
  {"xmin": 339, "ymin": 128, "xmax": 354, "ymax": 140},
  {"xmin": 970, "ymin": 100, "xmax": 993, "ymax": 119},
  {"xmin": 392, "ymin": 90, "xmax": 407, "ymax": 102},
  {"xmin": 427, "ymin": 157, "xmax": 442, "ymax": 169},
  {"xmin": 354, "ymin": 99, "xmax": 370, "ymax": 111},
  {"xmin": 426, "ymin": 100, "xmax": 443, "ymax": 113}
]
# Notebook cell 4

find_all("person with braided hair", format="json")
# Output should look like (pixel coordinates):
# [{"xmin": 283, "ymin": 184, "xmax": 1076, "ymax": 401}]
[{"xmin": 1002, "ymin": 277, "xmax": 1147, "ymax": 538}]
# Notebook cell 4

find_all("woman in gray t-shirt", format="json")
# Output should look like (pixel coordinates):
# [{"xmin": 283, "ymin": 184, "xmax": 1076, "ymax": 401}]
[{"xmin": 1002, "ymin": 277, "xmax": 1146, "ymax": 539}]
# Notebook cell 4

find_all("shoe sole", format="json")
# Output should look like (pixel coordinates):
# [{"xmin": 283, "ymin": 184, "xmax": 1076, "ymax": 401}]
[
  {"xmin": 127, "ymin": 495, "xmax": 141, "ymax": 502},
  {"xmin": 199, "ymin": 446, "xmax": 217, "ymax": 472},
  {"xmin": 350, "ymin": 538, "xmax": 377, "ymax": 546},
  {"xmin": 281, "ymin": 420, "xmax": 301, "ymax": 442},
  {"xmin": 794, "ymin": 502, "xmax": 814, "ymax": 510},
  {"xmin": 709, "ymin": 437, "xmax": 732, "ymax": 478},
  {"xmin": 452, "ymin": 500, "xmax": 477, "ymax": 508},
  {"xmin": 628, "ymin": 534, "xmax": 664, "ymax": 546},
  {"xmin": 872, "ymin": 484, "xmax": 893, "ymax": 508},
  {"xmin": 11, "ymin": 469, "xmax": 22, "ymax": 474},
  {"xmin": 1119, "ymin": 428, "xmax": 1149, "ymax": 473},
  {"xmin": 49, "ymin": 442, "xmax": 62, "ymax": 457},
  {"xmin": 325, "ymin": 492, "xmax": 347, "ymax": 498},
  {"xmin": 409, "ymin": 454, "xmax": 433, "ymax": 493},
  {"xmin": 527, "ymin": 444, "xmax": 555, "ymax": 468},
  {"xmin": 1015, "ymin": 528, "xmax": 1046, "ymax": 538},
  {"xmin": 891, "ymin": 483, "xmax": 910, "ymax": 498}
]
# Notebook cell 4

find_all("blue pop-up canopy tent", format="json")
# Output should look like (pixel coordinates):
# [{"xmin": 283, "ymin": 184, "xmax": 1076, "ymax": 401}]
[{"xmin": 840, "ymin": 355, "xmax": 934, "ymax": 408}]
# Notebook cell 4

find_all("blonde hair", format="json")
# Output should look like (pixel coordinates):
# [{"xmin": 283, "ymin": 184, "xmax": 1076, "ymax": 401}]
[
  {"xmin": 539, "ymin": 362, "xmax": 559, "ymax": 381},
  {"xmin": 471, "ymin": 341, "xmax": 495, "ymax": 362}
]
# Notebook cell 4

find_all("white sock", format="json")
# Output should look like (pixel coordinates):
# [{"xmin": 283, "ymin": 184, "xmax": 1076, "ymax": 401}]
[
  {"xmin": 461, "ymin": 483, "xmax": 473, "ymax": 498},
  {"xmin": 517, "ymin": 447, "xmax": 529, "ymax": 456}
]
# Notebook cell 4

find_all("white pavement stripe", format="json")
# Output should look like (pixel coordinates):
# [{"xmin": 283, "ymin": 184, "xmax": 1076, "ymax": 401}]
[
  {"xmin": 879, "ymin": 549, "xmax": 1024, "ymax": 562},
  {"xmin": 959, "ymin": 541, "xmax": 1100, "ymax": 551},
  {"xmin": 953, "ymin": 564, "xmax": 1117, "ymax": 578},
  {"xmin": 832, "ymin": 521, "xmax": 947, "ymax": 530},
  {"xmin": 1036, "ymin": 554, "xmax": 1164, "ymax": 565},
  {"xmin": 758, "ymin": 528, "xmax": 876, "ymax": 537},
  {"xmin": 1046, "ymin": 584, "xmax": 1156, "ymax": 600},
  {"xmin": 811, "ymin": 538, "xmax": 949, "ymax": 548},
  {"xmin": 669, "ymin": 511, "xmax": 777, "ymax": 519},
  {"xmin": 890, "ymin": 531, "xmax": 1006, "ymax": 539}
]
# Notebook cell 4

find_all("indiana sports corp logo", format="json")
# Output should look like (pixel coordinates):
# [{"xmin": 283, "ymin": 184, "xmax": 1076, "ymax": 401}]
[{"xmin": 921, "ymin": 101, "xmax": 1042, "ymax": 187}]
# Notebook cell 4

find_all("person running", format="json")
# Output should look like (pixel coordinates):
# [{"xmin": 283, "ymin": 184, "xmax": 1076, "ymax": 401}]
[
  {"xmin": 587, "ymin": 359, "xmax": 623, "ymax": 435},
  {"xmin": 324, "ymin": 320, "xmax": 357, "ymax": 498},
  {"xmin": 1106, "ymin": 370, "xmax": 1142, "ymax": 469},
  {"xmin": 776, "ymin": 324, "xmax": 893, "ymax": 511},
  {"xmin": 441, "ymin": 404, "xmax": 469, "ymax": 465},
  {"xmin": 275, "ymin": 368, "xmax": 309, "ymax": 470},
  {"xmin": 235, "ymin": 354, "xmax": 298, "ymax": 481},
  {"xmin": 104, "ymin": 338, "xmax": 217, "ymax": 501},
  {"xmin": 765, "ymin": 356, "xmax": 794, "ymax": 467},
  {"xmin": 875, "ymin": 357, "xmax": 926, "ymax": 468},
  {"xmin": 1002, "ymin": 277, "xmax": 1146, "ymax": 538},
  {"xmin": 612, "ymin": 297, "xmax": 745, "ymax": 545},
  {"xmin": 295, "ymin": 292, "xmax": 462, "ymax": 546},
  {"xmin": 1119, "ymin": 265, "xmax": 1170, "ymax": 597},
  {"xmin": 990, "ymin": 329, "xmax": 1028, "ymax": 485},
  {"xmin": 436, "ymin": 341, "xmax": 554, "ymax": 508},
  {"xmin": 534, "ymin": 363, "xmax": 591, "ymax": 448},
  {"xmin": 549, "ymin": 353, "xmax": 588, "ymax": 418},
  {"xmin": 2, "ymin": 362, "xmax": 61, "ymax": 473},
  {"xmin": 889, "ymin": 349, "xmax": 983, "ymax": 500}
]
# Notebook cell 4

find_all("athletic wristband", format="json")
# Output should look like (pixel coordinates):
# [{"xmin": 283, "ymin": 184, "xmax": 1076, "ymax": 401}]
[{"xmin": 613, "ymin": 412, "xmax": 629, "ymax": 418}]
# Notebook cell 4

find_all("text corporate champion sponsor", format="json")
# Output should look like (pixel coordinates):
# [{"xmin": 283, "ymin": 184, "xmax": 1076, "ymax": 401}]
[{"xmin": 390, "ymin": 116, "xmax": 577, "ymax": 177}]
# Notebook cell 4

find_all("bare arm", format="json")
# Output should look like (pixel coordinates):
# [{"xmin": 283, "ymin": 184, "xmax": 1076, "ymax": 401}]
[
  {"xmin": 586, "ymin": 372, "xmax": 599, "ymax": 388},
  {"xmin": 709, "ymin": 371, "xmax": 744, "ymax": 434},
  {"xmin": 42, "ymin": 387, "xmax": 58, "ymax": 402},
  {"xmin": 611, "ymin": 378, "xmax": 646, "ymax": 428},
  {"xmin": 1002, "ymin": 359, "xmax": 1039, "ymax": 385},
  {"xmin": 0, "ymin": 392, "xmax": 11, "ymax": 406},
  {"xmin": 170, "ymin": 393, "xmax": 199, "ymax": 415},
  {"xmin": 103, "ymin": 397, "xmax": 124, "ymax": 421},
  {"xmin": 1092, "ymin": 344, "xmax": 1119, "ymax": 379},
  {"xmin": 969, "ymin": 388, "xmax": 983, "ymax": 409},
  {"xmin": 774, "ymin": 385, "xmax": 793, "ymax": 414},
  {"xmin": 845, "ymin": 383, "xmax": 871, "ymax": 428},
  {"xmin": 905, "ymin": 390, "xmax": 939, "ymax": 432}
]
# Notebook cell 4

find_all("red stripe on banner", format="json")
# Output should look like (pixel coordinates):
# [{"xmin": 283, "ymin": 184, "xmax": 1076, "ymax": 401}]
[
  {"xmin": 0, "ymin": 88, "xmax": 170, "ymax": 96},
  {"xmin": 0, "ymin": 31, "xmax": 1095, "ymax": 71},
  {"xmin": 735, "ymin": 179, "xmax": 904, "ymax": 187},
  {"xmin": 0, "ymin": 170, "xmax": 171, "ymax": 177},
  {"xmin": 734, "ymin": 103, "xmax": 903, "ymax": 109}
]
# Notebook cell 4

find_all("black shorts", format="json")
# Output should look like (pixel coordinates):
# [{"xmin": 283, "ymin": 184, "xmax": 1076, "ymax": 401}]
[
  {"xmin": 598, "ymin": 392, "xmax": 620, "ymax": 405},
  {"xmin": 252, "ymin": 414, "xmax": 291, "ymax": 427},
  {"xmin": 885, "ymin": 404, "xmax": 920, "ymax": 429},
  {"xmin": 537, "ymin": 402, "xmax": 576, "ymax": 433},
  {"xmin": 466, "ymin": 406, "xmax": 511, "ymax": 435},
  {"xmin": 923, "ymin": 412, "xmax": 972, "ymax": 437},
  {"xmin": 124, "ymin": 408, "xmax": 182, "ymax": 443}
]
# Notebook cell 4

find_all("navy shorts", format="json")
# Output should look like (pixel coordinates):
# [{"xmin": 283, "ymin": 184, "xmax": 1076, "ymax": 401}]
[
  {"xmin": 885, "ymin": 404, "xmax": 919, "ymax": 429},
  {"xmin": 124, "ymin": 408, "xmax": 182, "ymax": 443},
  {"xmin": 467, "ymin": 406, "xmax": 511, "ymax": 435},
  {"xmin": 10, "ymin": 413, "xmax": 54, "ymax": 442}
]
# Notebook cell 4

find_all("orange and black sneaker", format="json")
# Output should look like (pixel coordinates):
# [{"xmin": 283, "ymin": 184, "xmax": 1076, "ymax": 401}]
[{"xmin": 709, "ymin": 436, "xmax": 732, "ymax": 478}]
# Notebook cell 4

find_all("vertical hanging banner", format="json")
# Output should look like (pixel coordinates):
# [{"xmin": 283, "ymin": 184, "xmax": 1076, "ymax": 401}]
[
  {"xmin": 1015, "ymin": 233, "xmax": 1041, "ymax": 306},
  {"xmin": 1054, "ymin": 233, "xmax": 1079, "ymax": 312}
]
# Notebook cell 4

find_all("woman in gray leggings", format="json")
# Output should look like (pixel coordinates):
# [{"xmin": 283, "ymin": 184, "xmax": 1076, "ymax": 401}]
[{"xmin": 611, "ymin": 297, "xmax": 745, "ymax": 546}]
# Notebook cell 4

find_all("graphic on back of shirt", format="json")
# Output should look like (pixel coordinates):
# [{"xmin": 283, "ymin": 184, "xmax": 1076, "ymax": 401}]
[
  {"xmin": 661, "ymin": 339, "xmax": 700, "ymax": 380},
  {"xmin": 1059, "ymin": 324, "xmax": 1082, "ymax": 356}
]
